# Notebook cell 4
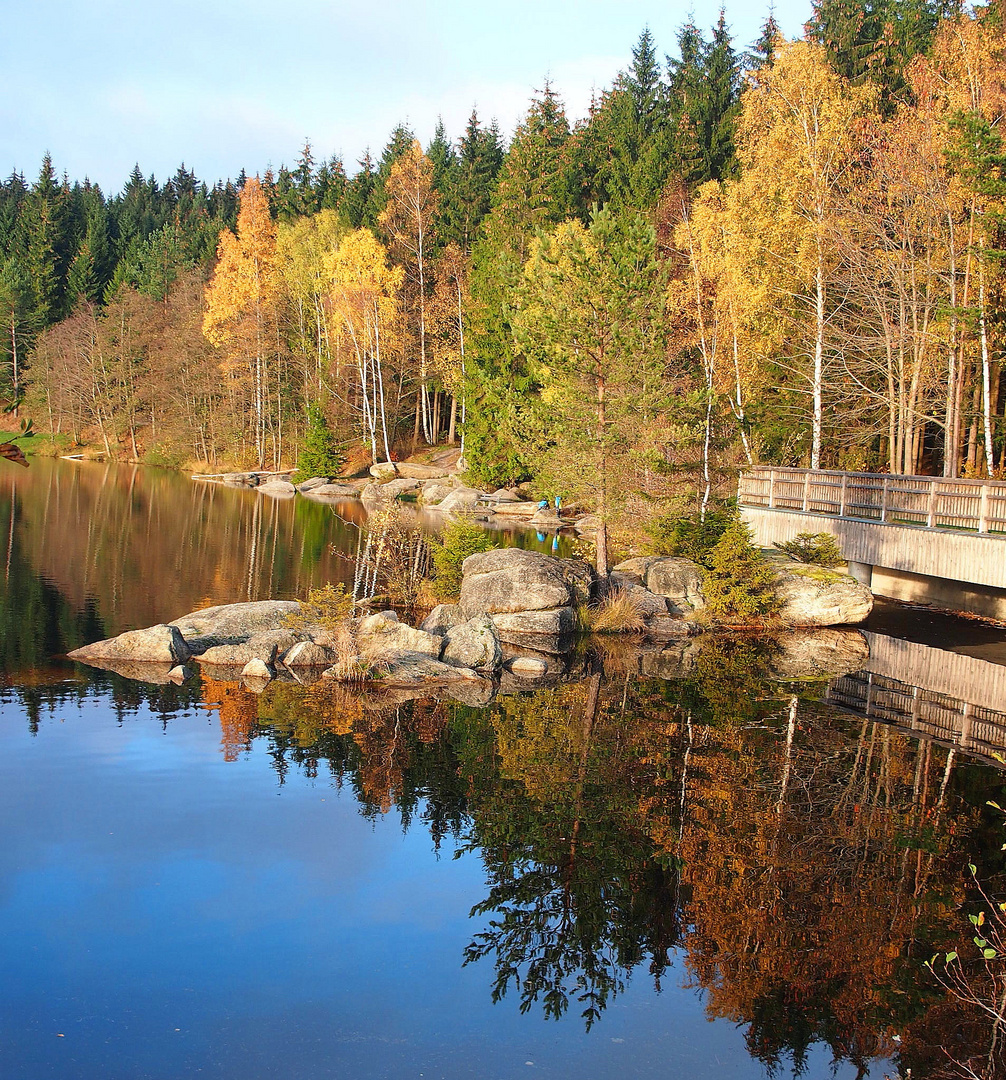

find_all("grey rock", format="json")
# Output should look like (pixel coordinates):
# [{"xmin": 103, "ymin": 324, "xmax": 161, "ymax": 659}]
[
  {"xmin": 69, "ymin": 623, "xmax": 191, "ymax": 665},
  {"xmin": 508, "ymin": 656, "xmax": 548, "ymax": 677},
  {"xmin": 303, "ymin": 483, "xmax": 358, "ymax": 499},
  {"xmin": 375, "ymin": 653, "xmax": 482, "ymax": 684},
  {"xmin": 167, "ymin": 664, "xmax": 189, "ymax": 683},
  {"xmin": 171, "ymin": 600, "xmax": 300, "ymax": 651},
  {"xmin": 612, "ymin": 556, "xmax": 664, "ymax": 586},
  {"xmin": 436, "ymin": 486, "xmax": 482, "ymax": 512},
  {"xmin": 489, "ymin": 501, "xmax": 540, "ymax": 518},
  {"xmin": 573, "ymin": 513, "xmax": 601, "ymax": 534},
  {"xmin": 529, "ymin": 509, "xmax": 562, "ymax": 528},
  {"xmin": 773, "ymin": 563, "xmax": 874, "ymax": 627},
  {"xmin": 249, "ymin": 629, "xmax": 304, "ymax": 653},
  {"xmin": 380, "ymin": 477, "xmax": 423, "ymax": 499},
  {"xmin": 258, "ymin": 480, "xmax": 296, "ymax": 497},
  {"xmin": 620, "ymin": 583, "xmax": 670, "ymax": 619},
  {"xmin": 419, "ymin": 483, "xmax": 453, "ymax": 506},
  {"xmin": 646, "ymin": 614, "xmax": 697, "ymax": 639},
  {"xmin": 296, "ymin": 476, "xmax": 331, "ymax": 492},
  {"xmin": 491, "ymin": 606, "xmax": 576, "ymax": 638},
  {"xmin": 420, "ymin": 604, "xmax": 463, "ymax": 636},
  {"xmin": 645, "ymin": 558, "xmax": 706, "ymax": 615},
  {"xmin": 394, "ymin": 462, "xmax": 454, "ymax": 480},
  {"xmin": 459, "ymin": 549, "xmax": 594, "ymax": 617},
  {"xmin": 196, "ymin": 640, "xmax": 279, "ymax": 666},
  {"xmin": 356, "ymin": 611, "xmax": 443, "ymax": 658},
  {"xmin": 281, "ymin": 640, "xmax": 337, "ymax": 667},
  {"xmin": 490, "ymin": 488, "xmax": 522, "ymax": 502},
  {"xmin": 442, "ymin": 615, "xmax": 503, "ymax": 672},
  {"xmin": 370, "ymin": 461, "xmax": 398, "ymax": 479},
  {"xmin": 241, "ymin": 657, "xmax": 273, "ymax": 679}
]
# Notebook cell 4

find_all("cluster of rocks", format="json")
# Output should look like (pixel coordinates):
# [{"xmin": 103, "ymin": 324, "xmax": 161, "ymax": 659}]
[
  {"xmin": 67, "ymin": 547, "xmax": 875, "ymax": 693},
  {"xmin": 193, "ymin": 471, "xmax": 361, "ymax": 501}
]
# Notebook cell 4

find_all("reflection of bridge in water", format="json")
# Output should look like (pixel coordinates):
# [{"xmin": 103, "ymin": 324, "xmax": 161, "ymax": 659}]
[{"xmin": 827, "ymin": 631, "xmax": 1006, "ymax": 768}]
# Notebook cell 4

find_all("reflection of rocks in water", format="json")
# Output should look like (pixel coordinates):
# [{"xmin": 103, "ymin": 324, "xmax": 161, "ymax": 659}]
[
  {"xmin": 766, "ymin": 627, "xmax": 870, "ymax": 681},
  {"xmin": 81, "ymin": 658, "xmax": 182, "ymax": 684}
]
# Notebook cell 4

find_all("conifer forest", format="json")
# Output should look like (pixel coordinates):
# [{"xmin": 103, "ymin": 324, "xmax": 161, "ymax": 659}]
[{"xmin": 2, "ymin": 0, "xmax": 1001, "ymax": 525}]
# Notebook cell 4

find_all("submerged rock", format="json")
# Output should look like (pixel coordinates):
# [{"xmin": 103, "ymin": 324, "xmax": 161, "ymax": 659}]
[
  {"xmin": 69, "ymin": 624, "xmax": 191, "ymax": 665},
  {"xmin": 241, "ymin": 657, "xmax": 273, "ymax": 679},
  {"xmin": 508, "ymin": 656, "xmax": 548, "ymax": 677}
]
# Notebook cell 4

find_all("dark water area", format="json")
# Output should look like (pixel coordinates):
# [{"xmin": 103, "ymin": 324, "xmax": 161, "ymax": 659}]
[{"xmin": 2, "ymin": 460, "xmax": 1006, "ymax": 1080}]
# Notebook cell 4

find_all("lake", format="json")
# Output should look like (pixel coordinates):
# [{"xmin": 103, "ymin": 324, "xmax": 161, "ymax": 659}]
[{"xmin": 1, "ymin": 459, "xmax": 1004, "ymax": 1080}]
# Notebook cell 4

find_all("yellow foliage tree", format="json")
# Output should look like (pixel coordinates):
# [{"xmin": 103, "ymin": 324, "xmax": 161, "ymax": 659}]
[{"xmin": 203, "ymin": 177, "xmax": 281, "ymax": 467}]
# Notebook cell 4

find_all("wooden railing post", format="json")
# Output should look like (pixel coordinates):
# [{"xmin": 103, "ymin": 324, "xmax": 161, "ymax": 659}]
[
  {"xmin": 802, "ymin": 470, "xmax": 811, "ymax": 512},
  {"xmin": 927, "ymin": 479, "xmax": 937, "ymax": 529},
  {"xmin": 979, "ymin": 485, "xmax": 990, "ymax": 534},
  {"xmin": 839, "ymin": 474, "xmax": 848, "ymax": 517},
  {"xmin": 881, "ymin": 477, "xmax": 889, "ymax": 522},
  {"xmin": 768, "ymin": 469, "xmax": 776, "ymax": 508}
]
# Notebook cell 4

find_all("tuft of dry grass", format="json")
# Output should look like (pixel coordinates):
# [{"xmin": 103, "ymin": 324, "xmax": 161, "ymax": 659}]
[{"xmin": 581, "ymin": 588, "xmax": 648, "ymax": 634}]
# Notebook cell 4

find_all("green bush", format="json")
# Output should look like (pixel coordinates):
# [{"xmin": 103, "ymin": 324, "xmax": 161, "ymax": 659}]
[
  {"xmin": 293, "ymin": 405, "xmax": 344, "ymax": 484},
  {"xmin": 431, "ymin": 518, "xmax": 499, "ymax": 598},
  {"xmin": 646, "ymin": 505, "xmax": 737, "ymax": 566},
  {"xmin": 773, "ymin": 532, "xmax": 843, "ymax": 568},
  {"xmin": 701, "ymin": 520, "xmax": 780, "ymax": 624}
]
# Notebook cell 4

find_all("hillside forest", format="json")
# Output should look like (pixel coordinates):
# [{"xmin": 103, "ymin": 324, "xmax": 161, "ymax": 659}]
[{"xmin": 2, "ymin": 0, "xmax": 1004, "ymax": 529}]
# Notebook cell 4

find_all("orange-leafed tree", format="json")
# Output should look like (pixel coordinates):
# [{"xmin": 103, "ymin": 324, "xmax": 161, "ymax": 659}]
[{"xmin": 203, "ymin": 177, "xmax": 282, "ymax": 467}]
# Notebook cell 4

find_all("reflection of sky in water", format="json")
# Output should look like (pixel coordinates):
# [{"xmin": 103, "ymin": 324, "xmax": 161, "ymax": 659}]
[{"xmin": 0, "ymin": 693, "xmax": 883, "ymax": 1080}]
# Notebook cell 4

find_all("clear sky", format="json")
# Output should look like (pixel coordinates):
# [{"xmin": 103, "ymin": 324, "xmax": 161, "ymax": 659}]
[{"xmin": 1, "ymin": 0, "xmax": 811, "ymax": 195}]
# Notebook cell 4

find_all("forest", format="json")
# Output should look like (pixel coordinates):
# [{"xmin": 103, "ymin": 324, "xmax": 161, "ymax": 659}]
[{"xmin": 1, "ymin": 0, "xmax": 1002, "ymax": 530}]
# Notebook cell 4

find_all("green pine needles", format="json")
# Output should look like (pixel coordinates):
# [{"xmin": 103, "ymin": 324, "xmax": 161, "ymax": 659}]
[
  {"xmin": 701, "ymin": 520, "xmax": 781, "ymax": 624},
  {"xmin": 293, "ymin": 405, "xmax": 344, "ymax": 484}
]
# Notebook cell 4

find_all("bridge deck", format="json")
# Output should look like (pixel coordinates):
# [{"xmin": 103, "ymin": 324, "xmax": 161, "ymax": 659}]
[{"xmin": 739, "ymin": 467, "xmax": 1006, "ymax": 593}]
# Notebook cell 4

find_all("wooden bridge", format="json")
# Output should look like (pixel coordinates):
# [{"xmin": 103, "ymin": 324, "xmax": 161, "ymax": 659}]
[
  {"xmin": 739, "ymin": 467, "xmax": 1006, "ymax": 618},
  {"xmin": 826, "ymin": 632, "xmax": 1006, "ymax": 768}
]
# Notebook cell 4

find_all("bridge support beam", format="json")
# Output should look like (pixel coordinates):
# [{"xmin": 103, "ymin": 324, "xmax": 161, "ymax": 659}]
[{"xmin": 847, "ymin": 561, "xmax": 873, "ymax": 587}]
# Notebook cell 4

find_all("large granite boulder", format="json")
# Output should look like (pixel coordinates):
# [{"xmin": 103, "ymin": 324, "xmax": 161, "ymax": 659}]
[
  {"xmin": 420, "ymin": 603, "xmax": 463, "ymax": 636},
  {"xmin": 773, "ymin": 563, "xmax": 873, "ymax": 627},
  {"xmin": 459, "ymin": 549, "xmax": 594, "ymax": 617},
  {"xmin": 436, "ymin": 486, "xmax": 482, "ymax": 513},
  {"xmin": 611, "ymin": 556, "xmax": 664, "ymax": 585},
  {"xmin": 69, "ymin": 624, "xmax": 190, "ymax": 665},
  {"xmin": 645, "ymin": 558, "xmax": 706, "ymax": 616},
  {"xmin": 370, "ymin": 461, "xmax": 398, "ymax": 480},
  {"xmin": 356, "ymin": 610, "xmax": 443, "ymax": 658},
  {"xmin": 491, "ymin": 607, "xmax": 576, "ymax": 640},
  {"xmin": 170, "ymin": 600, "xmax": 300, "ymax": 651},
  {"xmin": 281, "ymin": 640, "xmax": 337, "ymax": 667},
  {"xmin": 419, "ymin": 483, "xmax": 453, "ymax": 506},
  {"xmin": 441, "ymin": 615, "xmax": 503, "ymax": 672}
]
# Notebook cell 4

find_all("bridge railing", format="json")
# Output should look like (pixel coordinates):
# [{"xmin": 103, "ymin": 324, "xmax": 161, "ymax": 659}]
[{"xmin": 738, "ymin": 466, "xmax": 1006, "ymax": 534}]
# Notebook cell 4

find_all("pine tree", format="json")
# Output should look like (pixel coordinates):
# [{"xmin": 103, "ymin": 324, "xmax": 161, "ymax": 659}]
[{"xmin": 293, "ymin": 404, "xmax": 344, "ymax": 482}]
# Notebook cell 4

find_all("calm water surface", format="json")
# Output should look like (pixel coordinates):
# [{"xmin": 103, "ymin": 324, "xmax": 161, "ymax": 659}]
[{"xmin": 1, "ymin": 460, "xmax": 1005, "ymax": 1080}]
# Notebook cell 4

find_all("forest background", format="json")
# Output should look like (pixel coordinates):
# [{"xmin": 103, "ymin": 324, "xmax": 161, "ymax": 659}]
[{"xmin": 2, "ymin": 0, "xmax": 1003, "ymax": 537}]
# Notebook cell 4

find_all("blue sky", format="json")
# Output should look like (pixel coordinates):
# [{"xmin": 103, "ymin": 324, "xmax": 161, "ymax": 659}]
[{"xmin": 2, "ymin": 0, "xmax": 811, "ymax": 194}]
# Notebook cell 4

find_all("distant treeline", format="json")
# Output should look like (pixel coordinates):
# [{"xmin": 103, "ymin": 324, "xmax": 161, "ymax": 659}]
[{"xmin": 4, "ymin": 0, "xmax": 1000, "ymax": 525}]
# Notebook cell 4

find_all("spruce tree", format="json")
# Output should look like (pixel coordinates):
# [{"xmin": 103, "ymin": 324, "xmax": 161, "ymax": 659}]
[{"xmin": 294, "ymin": 404, "xmax": 344, "ymax": 482}]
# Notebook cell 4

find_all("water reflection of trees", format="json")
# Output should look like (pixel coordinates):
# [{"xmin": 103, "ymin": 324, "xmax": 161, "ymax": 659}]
[{"xmin": 178, "ymin": 659, "xmax": 1003, "ymax": 1077}]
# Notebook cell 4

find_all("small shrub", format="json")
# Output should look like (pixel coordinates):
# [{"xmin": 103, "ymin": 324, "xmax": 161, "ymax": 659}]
[
  {"xmin": 292, "ymin": 404, "xmax": 344, "ymax": 483},
  {"xmin": 582, "ymin": 589, "xmax": 647, "ymax": 633},
  {"xmin": 646, "ymin": 505, "xmax": 737, "ymax": 565},
  {"xmin": 290, "ymin": 582, "xmax": 355, "ymax": 633},
  {"xmin": 701, "ymin": 520, "xmax": 780, "ymax": 624},
  {"xmin": 773, "ymin": 532, "xmax": 843, "ymax": 568},
  {"xmin": 430, "ymin": 518, "xmax": 498, "ymax": 599}
]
